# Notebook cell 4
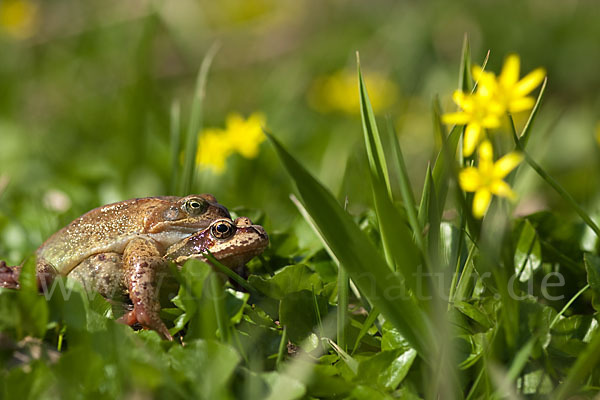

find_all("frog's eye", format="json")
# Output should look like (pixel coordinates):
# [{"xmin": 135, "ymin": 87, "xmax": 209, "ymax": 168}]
[
  {"xmin": 210, "ymin": 220, "xmax": 236, "ymax": 239},
  {"xmin": 184, "ymin": 198, "xmax": 208, "ymax": 216}
]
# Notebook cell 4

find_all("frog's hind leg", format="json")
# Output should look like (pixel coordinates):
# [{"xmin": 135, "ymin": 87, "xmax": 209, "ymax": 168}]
[
  {"xmin": 120, "ymin": 237, "xmax": 173, "ymax": 341},
  {"xmin": 0, "ymin": 259, "xmax": 58, "ymax": 292},
  {"xmin": 0, "ymin": 261, "xmax": 20, "ymax": 289}
]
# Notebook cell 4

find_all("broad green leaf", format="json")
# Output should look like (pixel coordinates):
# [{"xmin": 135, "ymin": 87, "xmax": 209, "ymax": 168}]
[
  {"xmin": 454, "ymin": 301, "xmax": 492, "ymax": 330},
  {"xmin": 514, "ymin": 220, "xmax": 542, "ymax": 281},
  {"xmin": 516, "ymin": 369, "xmax": 553, "ymax": 395},
  {"xmin": 169, "ymin": 259, "xmax": 213, "ymax": 338},
  {"xmin": 550, "ymin": 315, "xmax": 594, "ymax": 356},
  {"xmin": 357, "ymin": 348, "xmax": 417, "ymax": 391},
  {"xmin": 169, "ymin": 339, "xmax": 240, "ymax": 399},
  {"xmin": 279, "ymin": 290, "xmax": 328, "ymax": 343},
  {"xmin": 267, "ymin": 133, "xmax": 434, "ymax": 358},
  {"xmin": 584, "ymin": 253, "xmax": 600, "ymax": 294},
  {"xmin": 350, "ymin": 385, "xmax": 395, "ymax": 400},
  {"xmin": 554, "ymin": 329, "xmax": 600, "ymax": 400},
  {"xmin": 262, "ymin": 372, "xmax": 306, "ymax": 400},
  {"xmin": 380, "ymin": 324, "xmax": 410, "ymax": 351},
  {"xmin": 249, "ymin": 264, "xmax": 322, "ymax": 300}
]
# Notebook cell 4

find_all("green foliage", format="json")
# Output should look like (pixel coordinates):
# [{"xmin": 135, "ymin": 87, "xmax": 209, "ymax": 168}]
[{"xmin": 2, "ymin": 1, "xmax": 600, "ymax": 398}]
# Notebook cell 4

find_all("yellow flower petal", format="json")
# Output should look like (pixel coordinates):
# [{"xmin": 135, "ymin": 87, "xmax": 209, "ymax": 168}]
[
  {"xmin": 463, "ymin": 123, "xmax": 482, "ymax": 157},
  {"xmin": 472, "ymin": 66, "xmax": 483, "ymax": 82},
  {"xmin": 452, "ymin": 90, "xmax": 470, "ymax": 110},
  {"xmin": 481, "ymin": 113, "xmax": 501, "ymax": 128},
  {"xmin": 499, "ymin": 54, "xmax": 520, "ymax": 88},
  {"xmin": 493, "ymin": 152, "xmax": 523, "ymax": 178},
  {"xmin": 459, "ymin": 167, "xmax": 482, "ymax": 192},
  {"xmin": 508, "ymin": 97, "xmax": 535, "ymax": 113},
  {"xmin": 472, "ymin": 189, "xmax": 492, "ymax": 218},
  {"xmin": 442, "ymin": 112, "xmax": 471, "ymax": 125},
  {"xmin": 477, "ymin": 140, "xmax": 493, "ymax": 163},
  {"xmin": 490, "ymin": 180, "xmax": 517, "ymax": 199},
  {"xmin": 514, "ymin": 68, "xmax": 546, "ymax": 97}
]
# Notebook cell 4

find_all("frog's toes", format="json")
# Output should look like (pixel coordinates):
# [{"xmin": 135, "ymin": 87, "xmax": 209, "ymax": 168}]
[
  {"xmin": 118, "ymin": 308, "xmax": 173, "ymax": 341},
  {"xmin": 0, "ymin": 261, "xmax": 20, "ymax": 289}
]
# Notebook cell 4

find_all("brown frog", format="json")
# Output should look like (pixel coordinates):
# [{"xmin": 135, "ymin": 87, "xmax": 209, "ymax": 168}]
[
  {"xmin": 1, "ymin": 194, "xmax": 230, "ymax": 336},
  {"xmin": 69, "ymin": 217, "xmax": 269, "ymax": 339}
]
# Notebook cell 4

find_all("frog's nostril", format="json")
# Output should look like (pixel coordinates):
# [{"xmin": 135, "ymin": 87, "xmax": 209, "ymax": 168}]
[{"xmin": 234, "ymin": 217, "xmax": 252, "ymax": 226}]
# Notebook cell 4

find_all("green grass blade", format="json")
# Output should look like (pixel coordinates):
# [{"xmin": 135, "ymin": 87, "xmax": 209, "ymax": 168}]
[
  {"xmin": 169, "ymin": 101, "xmax": 181, "ymax": 195},
  {"xmin": 356, "ymin": 52, "xmax": 392, "ymax": 197},
  {"xmin": 431, "ymin": 97, "xmax": 462, "ymax": 215},
  {"xmin": 267, "ymin": 132, "xmax": 434, "ymax": 358},
  {"xmin": 204, "ymin": 251, "xmax": 258, "ymax": 294},
  {"xmin": 328, "ymin": 338, "xmax": 359, "ymax": 375},
  {"xmin": 458, "ymin": 34, "xmax": 473, "ymax": 92},
  {"xmin": 351, "ymin": 307, "xmax": 380, "ymax": 355},
  {"xmin": 387, "ymin": 119, "xmax": 425, "ymax": 253},
  {"xmin": 418, "ymin": 163, "xmax": 433, "ymax": 230},
  {"xmin": 519, "ymin": 77, "xmax": 547, "ymax": 148},
  {"xmin": 178, "ymin": 43, "xmax": 219, "ymax": 195},
  {"xmin": 208, "ymin": 272, "xmax": 230, "ymax": 343},
  {"xmin": 510, "ymin": 120, "xmax": 600, "ymax": 238},
  {"xmin": 337, "ymin": 258, "xmax": 349, "ymax": 352},
  {"xmin": 357, "ymin": 55, "xmax": 422, "ymax": 282}
]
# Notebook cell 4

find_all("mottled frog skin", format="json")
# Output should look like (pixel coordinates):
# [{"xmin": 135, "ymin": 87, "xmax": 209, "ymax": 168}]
[
  {"xmin": 37, "ymin": 194, "xmax": 230, "ymax": 277},
  {"xmin": 68, "ymin": 217, "xmax": 268, "ymax": 340}
]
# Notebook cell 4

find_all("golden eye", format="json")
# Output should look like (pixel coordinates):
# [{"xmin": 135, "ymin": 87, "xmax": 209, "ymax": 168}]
[
  {"xmin": 184, "ymin": 198, "xmax": 208, "ymax": 216},
  {"xmin": 210, "ymin": 220, "xmax": 236, "ymax": 239}
]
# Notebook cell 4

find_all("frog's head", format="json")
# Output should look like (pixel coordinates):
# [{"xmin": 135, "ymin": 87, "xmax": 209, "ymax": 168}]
[
  {"xmin": 147, "ymin": 194, "xmax": 231, "ymax": 234},
  {"xmin": 165, "ymin": 217, "xmax": 269, "ymax": 269}
]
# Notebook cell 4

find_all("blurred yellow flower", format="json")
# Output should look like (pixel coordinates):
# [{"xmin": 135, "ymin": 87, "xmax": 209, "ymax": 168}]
[
  {"xmin": 196, "ymin": 112, "xmax": 266, "ymax": 174},
  {"xmin": 196, "ymin": 128, "xmax": 232, "ymax": 174},
  {"xmin": 473, "ymin": 54, "xmax": 545, "ymax": 113},
  {"xmin": 308, "ymin": 70, "xmax": 397, "ymax": 115},
  {"xmin": 595, "ymin": 122, "xmax": 600, "ymax": 148},
  {"xmin": 442, "ymin": 91, "xmax": 503, "ymax": 157},
  {"xmin": 0, "ymin": 0, "xmax": 38, "ymax": 39},
  {"xmin": 223, "ymin": 112, "xmax": 266, "ymax": 158},
  {"xmin": 459, "ymin": 140, "xmax": 523, "ymax": 218}
]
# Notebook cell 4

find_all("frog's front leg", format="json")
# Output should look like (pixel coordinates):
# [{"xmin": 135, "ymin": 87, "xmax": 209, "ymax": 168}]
[{"xmin": 119, "ymin": 237, "xmax": 173, "ymax": 341}]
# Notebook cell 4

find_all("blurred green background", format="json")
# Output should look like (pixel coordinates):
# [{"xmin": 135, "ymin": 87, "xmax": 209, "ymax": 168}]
[{"xmin": 1, "ymin": 0, "xmax": 599, "ymax": 264}]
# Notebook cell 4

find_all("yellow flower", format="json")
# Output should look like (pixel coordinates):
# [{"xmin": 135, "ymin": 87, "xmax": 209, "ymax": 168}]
[
  {"xmin": 222, "ymin": 112, "xmax": 266, "ymax": 158},
  {"xmin": 442, "ymin": 90, "xmax": 503, "ymax": 157},
  {"xmin": 196, "ymin": 128, "xmax": 233, "ymax": 174},
  {"xmin": 308, "ymin": 70, "xmax": 397, "ymax": 115},
  {"xmin": 459, "ymin": 140, "xmax": 523, "ymax": 218},
  {"xmin": 196, "ymin": 112, "xmax": 266, "ymax": 174},
  {"xmin": 473, "ymin": 54, "xmax": 545, "ymax": 113},
  {"xmin": 0, "ymin": 0, "xmax": 38, "ymax": 39}
]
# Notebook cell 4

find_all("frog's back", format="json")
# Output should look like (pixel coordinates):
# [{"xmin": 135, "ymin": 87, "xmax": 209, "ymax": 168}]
[{"xmin": 36, "ymin": 197, "xmax": 178, "ymax": 275}]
